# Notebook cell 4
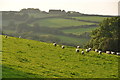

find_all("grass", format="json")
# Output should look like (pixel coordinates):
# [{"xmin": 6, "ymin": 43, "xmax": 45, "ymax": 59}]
[
  {"xmin": 72, "ymin": 16, "xmax": 107, "ymax": 22},
  {"xmin": 2, "ymin": 35, "xmax": 119, "ymax": 78},
  {"xmin": 35, "ymin": 33, "xmax": 89, "ymax": 46},
  {"xmin": 3, "ymin": 19, "xmax": 25, "ymax": 26},
  {"xmin": 62, "ymin": 27, "xmax": 98, "ymax": 35},
  {"xmin": 32, "ymin": 18, "xmax": 94, "ymax": 28},
  {"xmin": 55, "ymin": 35, "xmax": 89, "ymax": 46},
  {"xmin": 28, "ymin": 13, "xmax": 65, "ymax": 18}
]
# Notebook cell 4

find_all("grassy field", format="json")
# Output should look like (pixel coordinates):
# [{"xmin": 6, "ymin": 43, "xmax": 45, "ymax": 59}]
[
  {"xmin": 34, "ymin": 33, "xmax": 89, "ymax": 46},
  {"xmin": 32, "ymin": 18, "xmax": 94, "ymax": 28},
  {"xmin": 62, "ymin": 27, "xmax": 98, "ymax": 35},
  {"xmin": 55, "ymin": 35, "xmax": 89, "ymax": 46},
  {"xmin": 72, "ymin": 16, "xmax": 107, "ymax": 22},
  {"xmin": 28, "ymin": 13, "xmax": 65, "ymax": 18},
  {"xmin": 2, "ymin": 35, "xmax": 118, "ymax": 78},
  {"xmin": 2, "ymin": 19, "xmax": 24, "ymax": 26}
]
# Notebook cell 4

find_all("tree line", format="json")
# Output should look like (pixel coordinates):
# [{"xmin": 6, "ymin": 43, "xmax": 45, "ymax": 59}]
[{"xmin": 85, "ymin": 17, "xmax": 120, "ymax": 52}]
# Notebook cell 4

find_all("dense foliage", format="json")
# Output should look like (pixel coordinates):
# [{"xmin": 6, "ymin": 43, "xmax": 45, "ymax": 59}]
[{"xmin": 85, "ymin": 17, "xmax": 120, "ymax": 52}]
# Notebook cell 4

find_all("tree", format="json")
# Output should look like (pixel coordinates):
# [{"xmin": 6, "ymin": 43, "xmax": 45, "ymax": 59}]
[{"xmin": 85, "ymin": 17, "xmax": 120, "ymax": 52}]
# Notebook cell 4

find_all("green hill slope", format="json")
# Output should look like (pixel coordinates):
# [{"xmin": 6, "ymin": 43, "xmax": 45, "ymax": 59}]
[
  {"xmin": 32, "ymin": 18, "xmax": 95, "ymax": 28},
  {"xmin": 2, "ymin": 35, "xmax": 118, "ymax": 78}
]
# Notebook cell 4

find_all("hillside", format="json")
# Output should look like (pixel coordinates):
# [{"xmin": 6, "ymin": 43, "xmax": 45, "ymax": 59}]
[
  {"xmin": 2, "ymin": 35, "xmax": 118, "ymax": 78},
  {"xmin": 2, "ymin": 10, "xmax": 109, "ymax": 47}
]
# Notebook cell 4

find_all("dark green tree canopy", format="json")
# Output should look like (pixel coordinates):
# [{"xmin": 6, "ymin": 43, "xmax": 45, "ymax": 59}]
[{"xmin": 85, "ymin": 17, "xmax": 120, "ymax": 52}]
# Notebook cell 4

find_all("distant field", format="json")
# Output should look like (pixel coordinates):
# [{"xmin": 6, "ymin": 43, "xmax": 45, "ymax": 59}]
[
  {"xmin": 35, "ymin": 33, "xmax": 89, "ymax": 46},
  {"xmin": 55, "ymin": 35, "xmax": 90, "ymax": 46},
  {"xmin": 33, "ymin": 18, "xmax": 94, "ymax": 28},
  {"xmin": 2, "ymin": 35, "xmax": 118, "ymax": 78},
  {"xmin": 62, "ymin": 27, "xmax": 98, "ymax": 35},
  {"xmin": 2, "ymin": 19, "xmax": 24, "ymax": 26},
  {"xmin": 72, "ymin": 16, "xmax": 107, "ymax": 22},
  {"xmin": 28, "ymin": 13, "xmax": 64, "ymax": 18}
]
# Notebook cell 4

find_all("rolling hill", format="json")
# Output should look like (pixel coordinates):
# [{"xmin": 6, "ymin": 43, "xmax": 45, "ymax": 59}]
[
  {"xmin": 31, "ymin": 18, "xmax": 95, "ymax": 28},
  {"xmin": 2, "ymin": 10, "xmax": 109, "ymax": 47},
  {"xmin": 2, "ymin": 35, "xmax": 118, "ymax": 78}
]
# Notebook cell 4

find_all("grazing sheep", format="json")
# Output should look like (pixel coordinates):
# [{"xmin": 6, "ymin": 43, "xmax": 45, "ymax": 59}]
[
  {"xmin": 86, "ymin": 49, "xmax": 89, "ymax": 53},
  {"xmin": 53, "ymin": 43, "xmax": 57, "ymax": 47},
  {"xmin": 88, "ymin": 48, "xmax": 92, "ymax": 51},
  {"xmin": 81, "ymin": 50, "xmax": 84, "ymax": 55},
  {"xmin": 111, "ymin": 52, "xmax": 115, "ymax": 54},
  {"xmin": 95, "ymin": 49, "xmax": 98, "ymax": 52},
  {"xmin": 19, "ymin": 36, "xmax": 21, "ymax": 38},
  {"xmin": 98, "ymin": 51, "xmax": 102, "ymax": 54},
  {"xmin": 106, "ymin": 51, "xmax": 111, "ymax": 54},
  {"xmin": 76, "ymin": 49, "xmax": 79, "ymax": 53},
  {"xmin": 61, "ymin": 45, "xmax": 65, "ymax": 49},
  {"xmin": 77, "ymin": 46, "xmax": 80, "ymax": 48},
  {"xmin": 116, "ymin": 52, "xmax": 120, "ymax": 55}
]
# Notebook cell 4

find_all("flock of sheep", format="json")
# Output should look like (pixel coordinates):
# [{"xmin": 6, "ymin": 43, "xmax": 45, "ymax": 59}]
[
  {"xmin": 53, "ymin": 42, "xmax": 120, "ymax": 56},
  {"xmin": 4, "ymin": 35, "xmax": 120, "ymax": 56}
]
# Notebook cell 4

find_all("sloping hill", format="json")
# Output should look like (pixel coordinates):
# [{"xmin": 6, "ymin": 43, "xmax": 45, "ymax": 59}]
[{"xmin": 2, "ymin": 35, "xmax": 118, "ymax": 78}]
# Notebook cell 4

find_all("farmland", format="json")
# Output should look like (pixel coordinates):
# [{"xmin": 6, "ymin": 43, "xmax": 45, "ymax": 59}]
[
  {"xmin": 72, "ymin": 16, "xmax": 107, "ymax": 22},
  {"xmin": 2, "ymin": 35, "xmax": 118, "ymax": 78},
  {"xmin": 2, "ymin": 10, "xmax": 109, "ymax": 47},
  {"xmin": 62, "ymin": 27, "xmax": 98, "ymax": 35},
  {"xmin": 32, "ymin": 18, "xmax": 95, "ymax": 28},
  {"xmin": 55, "ymin": 35, "xmax": 89, "ymax": 46}
]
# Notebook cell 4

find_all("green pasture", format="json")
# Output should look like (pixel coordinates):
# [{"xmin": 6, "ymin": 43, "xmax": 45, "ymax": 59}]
[
  {"xmin": 2, "ymin": 35, "xmax": 118, "ymax": 78},
  {"xmin": 32, "ymin": 18, "xmax": 94, "ymax": 28},
  {"xmin": 72, "ymin": 16, "xmax": 107, "ymax": 22},
  {"xmin": 55, "ymin": 35, "xmax": 89, "ymax": 46},
  {"xmin": 2, "ymin": 19, "xmax": 24, "ymax": 26},
  {"xmin": 34, "ymin": 33, "xmax": 89, "ymax": 46},
  {"xmin": 62, "ymin": 27, "xmax": 98, "ymax": 35}
]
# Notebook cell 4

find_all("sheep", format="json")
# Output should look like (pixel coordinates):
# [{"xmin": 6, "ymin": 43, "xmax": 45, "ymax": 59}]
[
  {"xmin": 95, "ymin": 49, "xmax": 98, "ymax": 52},
  {"xmin": 88, "ymin": 48, "xmax": 92, "ymax": 51},
  {"xmin": 76, "ymin": 49, "xmax": 79, "ymax": 53},
  {"xmin": 116, "ymin": 52, "xmax": 120, "ymax": 55},
  {"xmin": 86, "ymin": 49, "xmax": 89, "ymax": 53},
  {"xmin": 98, "ymin": 51, "xmax": 102, "ymax": 54},
  {"xmin": 53, "ymin": 42, "xmax": 57, "ymax": 47},
  {"xmin": 61, "ymin": 45, "xmax": 65, "ymax": 49},
  {"xmin": 81, "ymin": 50, "xmax": 84, "ymax": 55},
  {"xmin": 111, "ymin": 52, "xmax": 115, "ymax": 55},
  {"xmin": 77, "ymin": 46, "xmax": 80, "ymax": 48},
  {"xmin": 19, "ymin": 36, "xmax": 21, "ymax": 38},
  {"xmin": 106, "ymin": 51, "xmax": 111, "ymax": 54}
]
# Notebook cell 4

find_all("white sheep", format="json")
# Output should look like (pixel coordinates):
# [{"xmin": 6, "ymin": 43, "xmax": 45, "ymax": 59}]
[
  {"xmin": 86, "ymin": 49, "xmax": 89, "ymax": 53},
  {"xmin": 76, "ymin": 49, "xmax": 79, "ymax": 53},
  {"xmin": 53, "ymin": 43, "xmax": 57, "ymax": 47},
  {"xmin": 111, "ymin": 52, "xmax": 115, "ymax": 54},
  {"xmin": 95, "ymin": 49, "xmax": 98, "ymax": 52},
  {"xmin": 116, "ymin": 52, "xmax": 120, "ymax": 55},
  {"xmin": 98, "ymin": 51, "xmax": 102, "ymax": 54},
  {"xmin": 77, "ymin": 46, "xmax": 80, "ymax": 48},
  {"xmin": 61, "ymin": 45, "xmax": 65, "ymax": 49},
  {"xmin": 19, "ymin": 36, "xmax": 21, "ymax": 38},
  {"xmin": 106, "ymin": 51, "xmax": 111, "ymax": 54},
  {"xmin": 88, "ymin": 48, "xmax": 92, "ymax": 51},
  {"xmin": 81, "ymin": 51, "xmax": 84, "ymax": 55}
]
